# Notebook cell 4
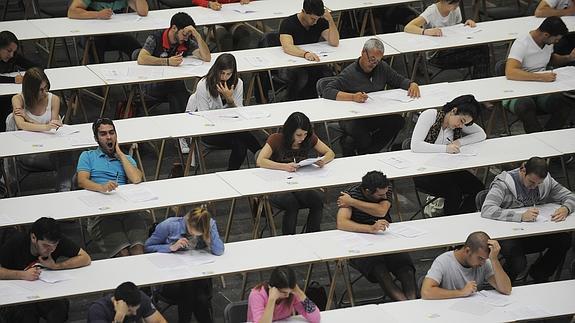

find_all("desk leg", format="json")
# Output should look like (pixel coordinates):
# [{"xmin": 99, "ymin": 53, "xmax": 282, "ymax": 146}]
[
  {"xmin": 137, "ymin": 84, "xmax": 150, "ymax": 116},
  {"xmin": 183, "ymin": 138, "xmax": 198, "ymax": 177},
  {"xmin": 391, "ymin": 180, "xmax": 402, "ymax": 221},
  {"xmin": 252, "ymin": 197, "xmax": 265, "ymax": 239},
  {"xmin": 359, "ymin": 10, "xmax": 368, "ymax": 36},
  {"xmin": 224, "ymin": 197, "xmax": 237, "ymax": 243},
  {"xmin": 99, "ymin": 86, "xmax": 111, "ymax": 118},
  {"xmin": 240, "ymin": 272, "xmax": 249, "ymax": 300},
  {"xmin": 47, "ymin": 38, "xmax": 56, "ymax": 68},
  {"xmin": 561, "ymin": 156, "xmax": 572, "ymax": 190},
  {"xmin": 421, "ymin": 52, "xmax": 431, "ymax": 84},
  {"xmin": 263, "ymin": 196, "xmax": 277, "ymax": 236},
  {"xmin": 1, "ymin": 158, "xmax": 13, "ymax": 197},
  {"xmin": 154, "ymin": 139, "xmax": 166, "ymax": 181},
  {"xmin": 304, "ymin": 263, "xmax": 314, "ymax": 291},
  {"xmin": 325, "ymin": 259, "xmax": 342, "ymax": 310},
  {"xmin": 123, "ymin": 86, "xmax": 136, "ymax": 119},
  {"xmin": 195, "ymin": 138, "xmax": 207, "ymax": 174},
  {"xmin": 342, "ymin": 259, "xmax": 355, "ymax": 307}
]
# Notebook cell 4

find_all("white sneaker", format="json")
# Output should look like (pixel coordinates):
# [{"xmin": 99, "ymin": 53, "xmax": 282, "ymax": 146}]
[{"xmin": 179, "ymin": 138, "xmax": 190, "ymax": 154}]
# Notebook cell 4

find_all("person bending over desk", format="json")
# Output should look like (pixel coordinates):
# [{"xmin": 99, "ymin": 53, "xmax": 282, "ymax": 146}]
[
  {"xmin": 247, "ymin": 265, "xmax": 320, "ymax": 323},
  {"xmin": 77, "ymin": 118, "xmax": 148, "ymax": 258},
  {"xmin": 184, "ymin": 53, "xmax": 261, "ymax": 168},
  {"xmin": 535, "ymin": 0, "xmax": 575, "ymax": 64},
  {"xmin": 256, "ymin": 111, "xmax": 334, "ymax": 235},
  {"xmin": 481, "ymin": 156, "xmax": 574, "ymax": 283},
  {"xmin": 504, "ymin": 16, "xmax": 575, "ymax": 134},
  {"xmin": 145, "ymin": 206, "xmax": 224, "ymax": 323},
  {"xmin": 0, "ymin": 217, "xmax": 91, "ymax": 322},
  {"xmin": 7, "ymin": 67, "xmax": 74, "ymax": 192},
  {"xmin": 421, "ymin": 231, "xmax": 512, "ymax": 299},
  {"xmin": 404, "ymin": 0, "xmax": 490, "ymax": 79},
  {"xmin": 321, "ymin": 37, "xmax": 419, "ymax": 156},
  {"xmin": 410, "ymin": 94, "xmax": 486, "ymax": 216},
  {"xmin": 0, "ymin": 30, "xmax": 37, "ymax": 132},
  {"xmin": 336, "ymin": 171, "xmax": 417, "ymax": 301},
  {"xmin": 88, "ymin": 281, "xmax": 167, "ymax": 323},
  {"xmin": 68, "ymin": 0, "xmax": 148, "ymax": 63},
  {"xmin": 279, "ymin": 0, "xmax": 339, "ymax": 100}
]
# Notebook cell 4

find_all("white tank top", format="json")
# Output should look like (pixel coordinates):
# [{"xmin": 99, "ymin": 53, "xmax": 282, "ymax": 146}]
[{"xmin": 23, "ymin": 92, "xmax": 53, "ymax": 125}]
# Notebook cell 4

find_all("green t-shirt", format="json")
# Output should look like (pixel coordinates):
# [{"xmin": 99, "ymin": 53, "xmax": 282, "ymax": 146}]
[{"xmin": 83, "ymin": 0, "xmax": 128, "ymax": 12}]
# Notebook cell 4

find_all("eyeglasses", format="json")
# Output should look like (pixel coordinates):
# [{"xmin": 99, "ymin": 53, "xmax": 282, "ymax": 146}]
[{"xmin": 363, "ymin": 49, "xmax": 381, "ymax": 65}]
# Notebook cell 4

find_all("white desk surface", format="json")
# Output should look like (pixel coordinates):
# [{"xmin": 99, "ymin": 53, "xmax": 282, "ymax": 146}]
[
  {"xmin": 216, "ymin": 133, "xmax": 561, "ymax": 197},
  {"xmin": 0, "ymin": 20, "xmax": 46, "ymax": 41},
  {"xmin": 87, "ymin": 37, "xmax": 400, "ymax": 86},
  {"xmin": 297, "ymin": 210, "xmax": 575, "ymax": 262},
  {"xmin": 0, "ymin": 66, "xmax": 106, "ymax": 97},
  {"xmin": 277, "ymin": 304, "xmax": 387, "ymax": 323},
  {"xmin": 380, "ymin": 280, "xmax": 575, "ymax": 323},
  {"xmin": 0, "ymin": 173, "xmax": 239, "ymax": 227},
  {"xmin": 533, "ymin": 128, "xmax": 575, "ymax": 155},
  {"xmin": 28, "ymin": 0, "xmax": 417, "ymax": 39},
  {"xmin": 0, "ymin": 234, "xmax": 317, "ymax": 306},
  {"xmin": 382, "ymin": 16, "xmax": 575, "ymax": 54}
]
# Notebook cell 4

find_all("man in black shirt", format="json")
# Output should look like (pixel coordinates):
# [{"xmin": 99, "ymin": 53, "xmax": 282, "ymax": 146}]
[
  {"xmin": 278, "ymin": 0, "xmax": 339, "ymax": 100},
  {"xmin": 88, "ymin": 281, "xmax": 166, "ymax": 323},
  {"xmin": 0, "ymin": 217, "xmax": 91, "ymax": 322},
  {"xmin": 137, "ymin": 12, "xmax": 211, "ymax": 114},
  {"xmin": 336, "ymin": 171, "xmax": 417, "ymax": 301}
]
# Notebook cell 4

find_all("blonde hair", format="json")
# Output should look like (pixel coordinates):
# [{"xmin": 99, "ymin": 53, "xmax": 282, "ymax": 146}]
[{"xmin": 185, "ymin": 206, "xmax": 212, "ymax": 246}]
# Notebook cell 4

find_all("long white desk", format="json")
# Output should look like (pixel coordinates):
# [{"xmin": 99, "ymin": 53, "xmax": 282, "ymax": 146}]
[
  {"xmin": 0, "ymin": 20, "xmax": 46, "ymax": 41},
  {"xmin": 1, "ymin": 211, "xmax": 574, "ymax": 307}
]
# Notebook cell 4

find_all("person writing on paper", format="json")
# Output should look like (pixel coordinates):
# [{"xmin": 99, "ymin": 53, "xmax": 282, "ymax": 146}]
[
  {"xmin": 137, "ymin": 12, "xmax": 211, "ymax": 114},
  {"xmin": 67, "ymin": 0, "xmax": 148, "ymax": 63},
  {"xmin": 0, "ymin": 30, "xmax": 37, "ymax": 132},
  {"xmin": 404, "ymin": 0, "xmax": 490, "ymax": 79},
  {"xmin": 410, "ymin": 94, "xmax": 486, "ymax": 216},
  {"xmin": 77, "ymin": 118, "xmax": 148, "ymax": 258},
  {"xmin": 481, "ymin": 156, "xmax": 573, "ymax": 283},
  {"xmin": 504, "ymin": 16, "xmax": 575, "ymax": 134},
  {"xmin": 278, "ymin": 0, "xmax": 339, "ymax": 100},
  {"xmin": 88, "ymin": 281, "xmax": 167, "ymax": 323},
  {"xmin": 321, "ymin": 38, "xmax": 419, "ymax": 156},
  {"xmin": 184, "ymin": 53, "xmax": 261, "ymax": 168},
  {"xmin": 248, "ymin": 265, "xmax": 320, "ymax": 323},
  {"xmin": 192, "ymin": 0, "xmax": 257, "ymax": 51},
  {"xmin": 0, "ymin": 217, "xmax": 91, "ymax": 322},
  {"xmin": 422, "ymin": 231, "xmax": 511, "ymax": 299},
  {"xmin": 7, "ymin": 67, "xmax": 75, "ymax": 192},
  {"xmin": 336, "ymin": 171, "xmax": 417, "ymax": 301},
  {"xmin": 145, "ymin": 206, "xmax": 223, "ymax": 323},
  {"xmin": 535, "ymin": 0, "xmax": 575, "ymax": 67},
  {"xmin": 256, "ymin": 112, "xmax": 334, "ymax": 235}
]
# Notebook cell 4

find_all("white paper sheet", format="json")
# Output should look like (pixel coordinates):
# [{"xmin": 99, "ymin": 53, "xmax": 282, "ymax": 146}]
[
  {"xmin": 378, "ymin": 156, "xmax": 411, "ymax": 169},
  {"xmin": 181, "ymin": 249, "xmax": 217, "ymax": 266},
  {"xmin": 147, "ymin": 253, "xmax": 187, "ymax": 269},
  {"xmin": 243, "ymin": 56, "xmax": 272, "ymax": 68},
  {"xmin": 504, "ymin": 304, "xmax": 551, "ymax": 320},
  {"xmin": 52, "ymin": 125, "xmax": 80, "ymax": 136},
  {"xmin": 474, "ymin": 290, "xmax": 512, "ymax": 307},
  {"xmin": 12, "ymin": 131, "xmax": 54, "ymax": 142},
  {"xmin": 441, "ymin": 24, "xmax": 483, "ymax": 37},
  {"xmin": 180, "ymin": 58, "xmax": 204, "ymax": 67},
  {"xmin": 449, "ymin": 298, "xmax": 494, "ymax": 316},
  {"xmin": 100, "ymin": 69, "xmax": 128, "ymax": 81},
  {"xmin": 510, "ymin": 203, "xmax": 561, "ymax": 223},
  {"xmin": 236, "ymin": 108, "xmax": 271, "ymax": 120},
  {"xmin": 370, "ymin": 88, "xmax": 415, "ymax": 103},
  {"xmin": 297, "ymin": 156, "xmax": 323, "ymax": 167},
  {"xmin": 78, "ymin": 192, "xmax": 127, "ymax": 208},
  {"xmin": 387, "ymin": 223, "xmax": 427, "ymax": 238},
  {"xmin": 117, "ymin": 185, "xmax": 159, "ymax": 203},
  {"xmin": 39, "ymin": 270, "xmax": 74, "ymax": 283},
  {"xmin": 424, "ymin": 153, "xmax": 476, "ymax": 168},
  {"xmin": 333, "ymin": 231, "xmax": 373, "ymax": 250},
  {"xmin": 299, "ymin": 43, "xmax": 337, "ymax": 55}
]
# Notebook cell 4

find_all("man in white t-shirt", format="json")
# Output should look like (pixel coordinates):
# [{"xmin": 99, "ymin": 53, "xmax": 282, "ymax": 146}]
[
  {"xmin": 421, "ymin": 231, "xmax": 512, "ymax": 300},
  {"xmin": 535, "ymin": 0, "xmax": 575, "ymax": 65},
  {"xmin": 505, "ymin": 16, "xmax": 575, "ymax": 133}
]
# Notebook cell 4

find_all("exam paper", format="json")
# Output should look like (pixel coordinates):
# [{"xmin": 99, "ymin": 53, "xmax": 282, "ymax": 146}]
[
  {"xmin": 39, "ymin": 270, "xmax": 74, "ymax": 283},
  {"xmin": 441, "ymin": 24, "xmax": 483, "ymax": 37},
  {"xmin": 386, "ymin": 223, "xmax": 427, "ymax": 238},
  {"xmin": 117, "ymin": 185, "xmax": 159, "ymax": 203},
  {"xmin": 297, "ymin": 156, "xmax": 323, "ymax": 167},
  {"xmin": 181, "ymin": 250, "xmax": 217, "ymax": 266},
  {"xmin": 236, "ymin": 108, "xmax": 271, "ymax": 120},
  {"xmin": 424, "ymin": 152, "xmax": 476, "ymax": 168},
  {"xmin": 12, "ymin": 130, "xmax": 53, "ymax": 142},
  {"xmin": 243, "ymin": 56, "xmax": 272, "ymax": 68},
  {"xmin": 449, "ymin": 298, "xmax": 494, "ymax": 316},
  {"xmin": 378, "ymin": 156, "xmax": 411, "ymax": 169},
  {"xmin": 371, "ymin": 88, "xmax": 415, "ymax": 103},
  {"xmin": 333, "ymin": 231, "xmax": 373, "ymax": 250},
  {"xmin": 147, "ymin": 253, "xmax": 187, "ymax": 269},
  {"xmin": 78, "ymin": 192, "xmax": 127, "ymax": 208},
  {"xmin": 299, "ymin": 43, "xmax": 337, "ymax": 55},
  {"xmin": 510, "ymin": 203, "xmax": 561, "ymax": 223},
  {"xmin": 504, "ymin": 304, "xmax": 551, "ymax": 321},
  {"xmin": 475, "ymin": 290, "xmax": 512, "ymax": 307}
]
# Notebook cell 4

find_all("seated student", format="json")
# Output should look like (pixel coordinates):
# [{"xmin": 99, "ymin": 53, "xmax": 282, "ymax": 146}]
[
  {"xmin": 504, "ymin": 16, "xmax": 575, "ymax": 134},
  {"xmin": 337, "ymin": 171, "xmax": 417, "ymax": 301},
  {"xmin": 192, "ymin": 0, "xmax": 256, "ymax": 51},
  {"xmin": 0, "ymin": 31, "xmax": 37, "ymax": 132},
  {"xmin": 535, "ymin": 0, "xmax": 575, "ymax": 63},
  {"xmin": 404, "ymin": 0, "xmax": 490, "ymax": 79},
  {"xmin": 322, "ymin": 38, "xmax": 419, "ymax": 156},
  {"xmin": 0, "ymin": 217, "xmax": 91, "ymax": 322},
  {"xmin": 77, "ymin": 118, "xmax": 148, "ymax": 258},
  {"xmin": 138, "ymin": 12, "xmax": 211, "ymax": 114},
  {"xmin": 184, "ymin": 53, "xmax": 261, "ymax": 168},
  {"xmin": 7, "ymin": 67, "xmax": 74, "ymax": 192},
  {"xmin": 421, "ymin": 231, "xmax": 512, "ymax": 299},
  {"xmin": 88, "ymin": 281, "xmax": 167, "ymax": 323},
  {"xmin": 256, "ymin": 112, "xmax": 334, "ymax": 235},
  {"xmin": 410, "ymin": 94, "xmax": 486, "ymax": 216},
  {"xmin": 67, "ymin": 0, "xmax": 148, "ymax": 63},
  {"xmin": 481, "ymin": 157, "xmax": 573, "ymax": 282},
  {"xmin": 247, "ymin": 265, "xmax": 320, "ymax": 323},
  {"xmin": 145, "ymin": 206, "xmax": 223, "ymax": 323},
  {"xmin": 279, "ymin": 0, "xmax": 339, "ymax": 100}
]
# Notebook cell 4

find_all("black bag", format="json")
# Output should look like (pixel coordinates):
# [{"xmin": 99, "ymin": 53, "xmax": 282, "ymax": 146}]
[{"xmin": 305, "ymin": 281, "xmax": 327, "ymax": 311}]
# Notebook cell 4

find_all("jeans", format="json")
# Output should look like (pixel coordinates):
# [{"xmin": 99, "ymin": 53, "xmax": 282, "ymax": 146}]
[{"xmin": 270, "ymin": 190, "xmax": 324, "ymax": 235}]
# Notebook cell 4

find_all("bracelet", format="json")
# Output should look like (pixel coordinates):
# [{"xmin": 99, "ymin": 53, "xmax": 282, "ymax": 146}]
[
  {"xmin": 303, "ymin": 51, "xmax": 309, "ymax": 59},
  {"xmin": 421, "ymin": 28, "xmax": 426, "ymax": 35}
]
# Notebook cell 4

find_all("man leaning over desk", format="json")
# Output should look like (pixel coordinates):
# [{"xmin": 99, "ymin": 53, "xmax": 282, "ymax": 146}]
[{"xmin": 481, "ymin": 156, "xmax": 574, "ymax": 283}]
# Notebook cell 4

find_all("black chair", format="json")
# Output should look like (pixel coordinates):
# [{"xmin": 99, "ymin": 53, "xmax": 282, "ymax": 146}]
[
  {"xmin": 475, "ymin": 189, "xmax": 490, "ymax": 211},
  {"xmin": 255, "ymin": 32, "xmax": 289, "ymax": 103},
  {"xmin": 316, "ymin": 76, "xmax": 347, "ymax": 149},
  {"xmin": 223, "ymin": 300, "xmax": 248, "ymax": 323}
]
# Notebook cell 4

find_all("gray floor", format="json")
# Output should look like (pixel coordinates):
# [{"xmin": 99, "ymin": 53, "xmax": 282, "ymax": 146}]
[{"xmin": 3, "ymin": 2, "xmax": 575, "ymax": 322}]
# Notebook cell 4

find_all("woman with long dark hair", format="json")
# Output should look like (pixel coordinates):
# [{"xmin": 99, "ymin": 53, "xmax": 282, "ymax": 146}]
[
  {"xmin": 256, "ymin": 112, "xmax": 334, "ymax": 234},
  {"xmin": 185, "ymin": 53, "xmax": 260, "ymax": 170}
]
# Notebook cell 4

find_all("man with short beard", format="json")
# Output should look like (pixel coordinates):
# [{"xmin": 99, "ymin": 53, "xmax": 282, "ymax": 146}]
[{"xmin": 77, "ymin": 118, "xmax": 148, "ymax": 258}]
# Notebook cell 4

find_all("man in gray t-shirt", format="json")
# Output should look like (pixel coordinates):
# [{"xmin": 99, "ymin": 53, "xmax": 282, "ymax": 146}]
[{"xmin": 421, "ymin": 231, "xmax": 512, "ymax": 299}]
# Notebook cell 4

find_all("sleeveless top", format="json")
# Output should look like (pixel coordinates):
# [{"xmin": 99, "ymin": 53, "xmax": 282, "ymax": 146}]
[
  {"xmin": 22, "ymin": 92, "xmax": 53, "ymax": 125},
  {"xmin": 424, "ymin": 109, "xmax": 462, "ymax": 143}
]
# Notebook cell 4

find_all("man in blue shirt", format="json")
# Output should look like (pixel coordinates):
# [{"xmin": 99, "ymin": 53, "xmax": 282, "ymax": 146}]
[{"xmin": 77, "ymin": 118, "xmax": 148, "ymax": 258}]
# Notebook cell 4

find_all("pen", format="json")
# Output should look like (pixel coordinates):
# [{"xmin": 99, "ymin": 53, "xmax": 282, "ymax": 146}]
[{"xmin": 116, "ymin": 171, "xmax": 119, "ymax": 183}]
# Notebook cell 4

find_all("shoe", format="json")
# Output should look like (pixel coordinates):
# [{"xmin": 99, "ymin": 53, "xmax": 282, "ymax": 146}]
[{"xmin": 179, "ymin": 138, "xmax": 190, "ymax": 154}]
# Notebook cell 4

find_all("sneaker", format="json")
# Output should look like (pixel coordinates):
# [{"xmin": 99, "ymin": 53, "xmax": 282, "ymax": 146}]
[{"xmin": 179, "ymin": 138, "xmax": 190, "ymax": 154}]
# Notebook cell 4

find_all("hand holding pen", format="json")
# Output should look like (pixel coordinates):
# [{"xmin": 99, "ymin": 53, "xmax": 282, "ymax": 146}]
[
  {"xmin": 14, "ymin": 68, "xmax": 23, "ymax": 84},
  {"xmin": 446, "ymin": 138, "xmax": 460, "ymax": 154},
  {"xmin": 285, "ymin": 157, "xmax": 299, "ymax": 172}
]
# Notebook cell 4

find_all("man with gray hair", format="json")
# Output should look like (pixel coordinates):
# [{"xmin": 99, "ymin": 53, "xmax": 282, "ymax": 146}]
[
  {"xmin": 321, "ymin": 38, "xmax": 420, "ymax": 156},
  {"xmin": 421, "ymin": 231, "xmax": 512, "ymax": 300}
]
